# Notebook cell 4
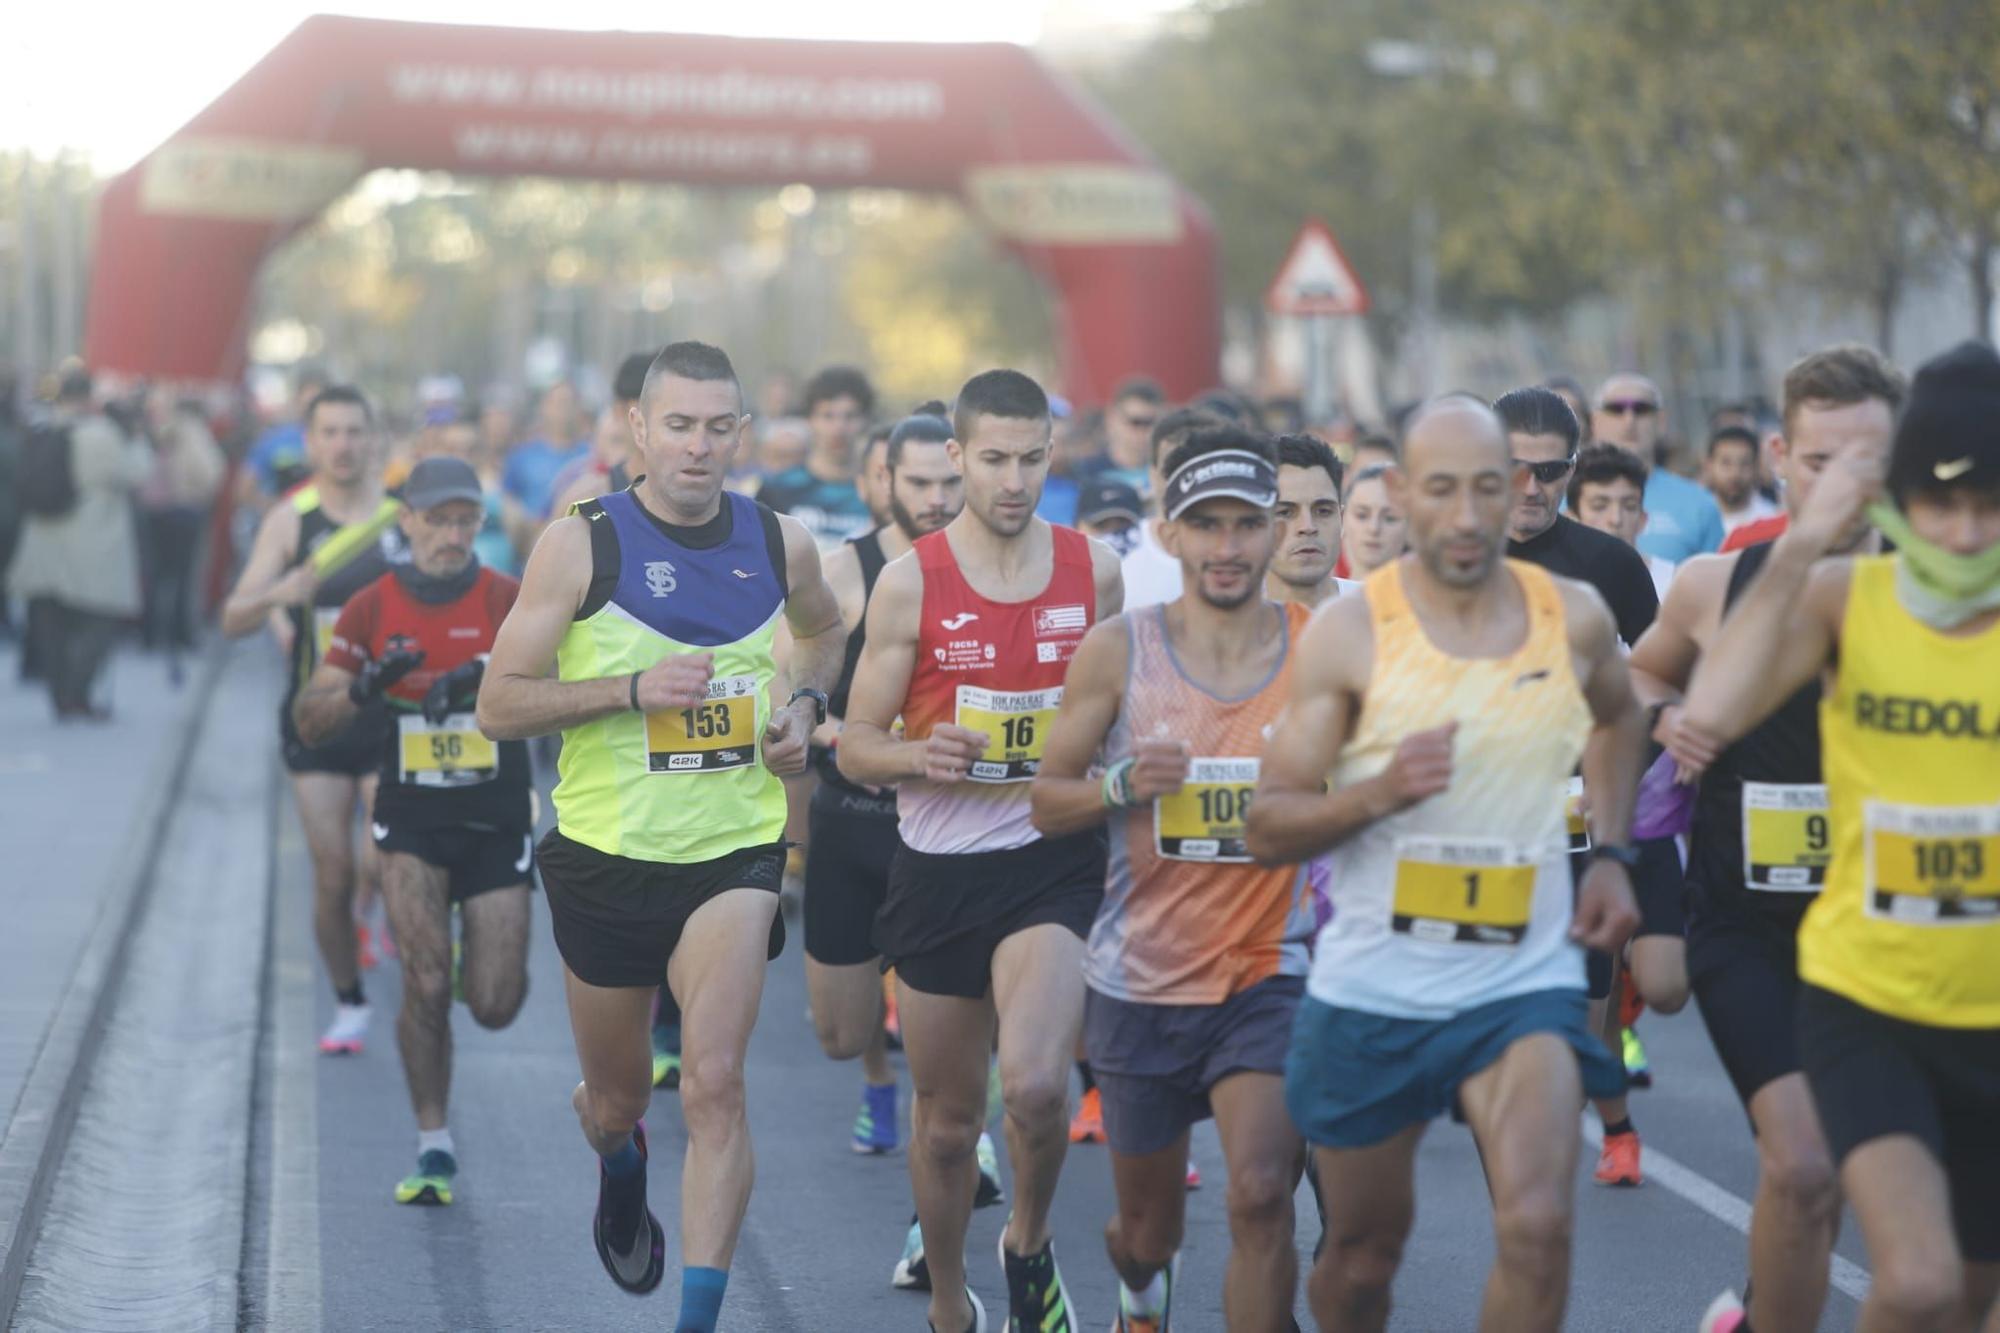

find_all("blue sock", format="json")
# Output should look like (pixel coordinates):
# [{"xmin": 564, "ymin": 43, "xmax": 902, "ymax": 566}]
[
  {"xmin": 601, "ymin": 1135, "xmax": 643, "ymax": 1178},
  {"xmin": 676, "ymin": 1266, "xmax": 728, "ymax": 1333}
]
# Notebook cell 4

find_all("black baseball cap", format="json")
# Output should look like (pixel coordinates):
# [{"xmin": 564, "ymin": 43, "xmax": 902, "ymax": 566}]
[
  {"xmin": 401, "ymin": 456, "xmax": 484, "ymax": 510},
  {"xmin": 1076, "ymin": 479, "xmax": 1145, "ymax": 525},
  {"xmin": 1890, "ymin": 340, "xmax": 2000, "ymax": 501}
]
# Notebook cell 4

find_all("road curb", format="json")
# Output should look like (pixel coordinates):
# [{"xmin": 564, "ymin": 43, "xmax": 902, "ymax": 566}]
[{"xmin": 0, "ymin": 642, "xmax": 228, "ymax": 1322}]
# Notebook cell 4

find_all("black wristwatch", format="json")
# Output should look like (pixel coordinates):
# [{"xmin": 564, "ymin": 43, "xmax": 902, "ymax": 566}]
[
  {"xmin": 1588, "ymin": 843, "xmax": 1642, "ymax": 870},
  {"xmin": 788, "ymin": 687, "xmax": 829, "ymax": 726}
]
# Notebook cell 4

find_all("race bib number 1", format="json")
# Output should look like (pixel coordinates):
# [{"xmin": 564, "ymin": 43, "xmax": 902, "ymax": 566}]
[
  {"xmin": 1865, "ymin": 802, "xmax": 2000, "ymax": 924},
  {"xmin": 1742, "ymin": 782, "xmax": 1830, "ymax": 891},
  {"xmin": 1155, "ymin": 758, "xmax": 1258, "ymax": 862},
  {"xmin": 1391, "ymin": 837, "xmax": 1537, "ymax": 945},
  {"xmin": 645, "ymin": 674, "xmax": 760, "ymax": 774},
  {"xmin": 955, "ymin": 685, "xmax": 1060, "ymax": 782},
  {"xmin": 397, "ymin": 713, "xmax": 498, "ymax": 787}
]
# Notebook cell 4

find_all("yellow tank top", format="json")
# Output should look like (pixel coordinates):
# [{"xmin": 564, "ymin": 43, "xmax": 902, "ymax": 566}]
[{"xmin": 1807, "ymin": 555, "xmax": 2000, "ymax": 1027}]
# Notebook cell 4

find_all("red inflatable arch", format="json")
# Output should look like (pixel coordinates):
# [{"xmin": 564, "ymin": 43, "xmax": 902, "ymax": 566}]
[{"xmin": 84, "ymin": 15, "xmax": 1221, "ymax": 403}]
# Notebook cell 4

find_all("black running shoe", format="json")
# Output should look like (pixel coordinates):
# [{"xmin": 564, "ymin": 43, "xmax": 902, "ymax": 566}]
[
  {"xmin": 999, "ymin": 1227, "xmax": 1075, "ymax": 1332},
  {"xmin": 593, "ymin": 1121, "xmax": 666, "ymax": 1295}
]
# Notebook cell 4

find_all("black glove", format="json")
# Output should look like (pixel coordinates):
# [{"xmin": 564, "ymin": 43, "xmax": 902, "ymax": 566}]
[
  {"xmin": 420, "ymin": 658, "xmax": 486, "ymax": 726},
  {"xmin": 349, "ymin": 649, "xmax": 425, "ymax": 705}
]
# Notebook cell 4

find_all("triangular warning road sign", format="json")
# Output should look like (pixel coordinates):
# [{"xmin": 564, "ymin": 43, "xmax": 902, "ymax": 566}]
[{"xmin": 1265, "ymin": 219, "xmax": 1370, "ymax": 317}]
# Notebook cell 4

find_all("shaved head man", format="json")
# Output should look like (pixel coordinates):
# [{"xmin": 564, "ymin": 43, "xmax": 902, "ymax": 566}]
[{"xmin": 1592, "ymin": 373, "xmax": 1725, "ymax": 564}]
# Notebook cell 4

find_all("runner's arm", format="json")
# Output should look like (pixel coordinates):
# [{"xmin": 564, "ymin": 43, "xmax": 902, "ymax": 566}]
[
  {"xmin": 220, "ymin": 501, "xmax": 310, "ymax": 639},
  {"xmin": 1090, "ymin": 535, "xmax": 1125, "ymax": 619},
  {"xmin": 1029, "ymin": 619, "xmax": 1131, "ymax": 836},
  {"xmin": 812, "ymin": 541, "xmax": 864, "ymax": 747},
  {"xmin": 1245, "ymin": 597, "xmax": 1392, "ymax": 864},
  {"xmin": 834, "ymin": 555, "xmax": 930, "ymax": 785},
  {"xmin": 476, "ymin": 516, "xmax": 632, "ymax": 741},
  {"xmin": 777, "ymin": 513, "xmax": 849, "ymax": 712},
  {"xmin": 1626, "ymin": 553, "xmax": 1729, "ymax": 706},
  {"xmin": 1567, "ymin": 582, "xmax": 1645, "ymax": 847},
  {"xmin": 293, "ymin": 663, "xmax": 360, "ymax": 746}
]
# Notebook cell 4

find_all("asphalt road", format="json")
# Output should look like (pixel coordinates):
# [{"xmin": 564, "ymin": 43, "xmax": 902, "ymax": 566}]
[{"xmin": 254, "ymin": 785, "xmax": 1875, "ymax": 1332}]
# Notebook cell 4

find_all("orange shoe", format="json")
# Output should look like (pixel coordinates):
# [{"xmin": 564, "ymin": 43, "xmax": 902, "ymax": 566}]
[
  {"xmin": 1618, "ymin": 969, "xmax": 1645, "ymax": 1029},
  {"xmin": 1069, "ymin": 1087, "xmax": 1104, "ymax": 1144},
  {"xmin": 356, "ymin": 923, "xmax": 379, "ymax": 972},
  {"xmin": 1594, "ymin": 1130, "xmax": 1643, "ymax": 1187}
]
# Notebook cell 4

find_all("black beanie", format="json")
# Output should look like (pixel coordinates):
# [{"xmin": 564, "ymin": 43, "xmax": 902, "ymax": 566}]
[{"xmin": 1889, "ymin": 340, "xmax": 2000, "ymax": 501}]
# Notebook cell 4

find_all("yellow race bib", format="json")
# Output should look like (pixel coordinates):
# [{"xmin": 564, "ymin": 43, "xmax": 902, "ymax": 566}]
[
  {"xmin": 1391, "ymin": 837, "xmax": 1537, "ymax": 945},
  {"xmin": 1742, "ymin": 782, "xmax": 1830, "ymax": 892},
  {"xmin": 645, "ymin": 674, "xmax": 760, "ymax": 774},
  {"xmin": 1154, "ymin": 758, "xmax": 1258, "ymax": 862},
  {"xmin": 397, "ymin": 713, "xmax": 498, "ymax": 787},
  {"xmin": 1564, "ymin": 775, "xmax": 1590, "ymax": 853},
  {"xmin": 1865, "ymin": 802, "xmax": 2000, "ymax": 925},
  {"xmin": 314, "ymin": 608, "xmax": 341, "ymax": 662},
  {"xmin": 955, "ymin": 685, "xmax": 1060, "ymax": 783}
]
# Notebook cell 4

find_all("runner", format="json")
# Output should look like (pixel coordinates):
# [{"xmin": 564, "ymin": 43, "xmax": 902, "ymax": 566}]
[
  {"xmin": 1119, "ymin": 407, "xmax": 1224, "ymax": 611},
  {"xmin": 1267, "ymin": 433, "xmax": 1361, "ymax": 609},
  {"xmin": 1248, "ymin": 396, "xmax": 1644, "ymax": 1332},
  {"xmin": 221, "ymin": 384, "xmax": 402, "ymax": 1055},
  {"xmin": 1337, "ymin": 464, "xmax": 1408, "ymax": 583},
  {"xmin": 1676, "ymin": 340, "xmax": 2000, "ymax": 1333},
  {"xmin": 838, "ymin": 368, "xmax": 1123, "ymax": 1333},
  {"xmin": 1494, "ymin": 383, "xmax": 1675, "ymax": 1186},
  {"xmin": 291, "ymin": 456, "xmax": 534, "ymax": 1206},
  {"xmin": 1032, "ymin": 427, "xmax": 1314, "ymax": 1332},
  {"xmin": 1628, "ymin": 344, "xmax": 1904, "ymax": 1333},
  {"xmin": 757, "ymin": 365, "xmax": 878, "ymax": 548},
  {"xmin": 1565, "ymin": 446, "xmax": 1679, "ymax": 600},
  {"xmin": 476, "ymin": 341, "xmax": 846, "ymax": 1329}
]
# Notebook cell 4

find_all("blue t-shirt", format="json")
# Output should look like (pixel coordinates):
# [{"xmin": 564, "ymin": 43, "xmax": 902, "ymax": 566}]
[
  {"xmin": 1639, "ymin": 467, "xmax": 1725, "ymax": 564},
  {"xmin": 1037, "ymin": 475, "xmax": 1080, "ymax": 526},
  {"xmin": 473, "ymin": 489, "xmax": 519, "ymax": 576},
  {"xmin": 503, "ymin": 438, "xmax": 589, "ymax": 520},
  {"xmin": 246, "ymin": 423, "xmax": 307, "ymax": 494},
  {"xmin": 756, "ymin": 465, "xmax": 872, "ymax": 548}
]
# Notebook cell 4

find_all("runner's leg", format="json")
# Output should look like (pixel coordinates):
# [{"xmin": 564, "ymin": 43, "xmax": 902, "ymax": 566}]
[
  {"xmin": 1744, "ymin": 1072, "xmax": 1839, "ymax": 1332},
  {"xmin": 292, "ymin": 771, "xmax": 361, "ymax": 994},
  {"xmin": 354, "ymin": 773, "xmax": 384, "ymax": 930},
  {"xmin": 991, "ymin": 922, "xmax": 1087, "ymax": 1255},
  {"xmin": 806, "ymin": 956, "xmax": 892, "ymax": 1083},
  {"xmin": 1628, "ymin": 935, "xmax": 1690, "ymax": 1014},
  {"xmin": 1306, "ymin": 1125, "xmax": 1425, "ymax": 1333},
  {"xmin": 898, "ymin": 977, "xmax": 996, "ymax": 1332},
  {"xmin": 1456, "ymin": 1031, "xmax": 1586, "ymax": 1333},
  {"xmin": 378, "ymin": 851, "xmax": 452, "ymax": 1129},
  {"xmin": 666, "ymin": 885, "xmax": 780, "ymax": 1270},
  {"xmin": 1103, "ymin": 1133, "xmax": 1188, "ymax": 1296},
  {"xmin": 458, "ymin": 882, "xmax": 531, "ymax": 1031},
  {"xmin": 563, "ymin": 968, "xmax": 654, "ymax": 1154},
  {"xmin": 1211, "ymin": 1071, "xmax": 1302, "ymax": 1332},
  {"xmin": 1843, "ymin": 1135, "xmax": 1965, "ymax": 1333}
]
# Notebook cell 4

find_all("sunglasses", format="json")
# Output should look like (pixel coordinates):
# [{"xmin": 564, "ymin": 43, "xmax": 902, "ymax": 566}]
[
  {"xmin": 1598, "ymin": 399, "xmax": 1659, "ymax": 417},
  {"xmin": 1513, "ymin": 456, "xmax": 1576, "ymax": 484},
  {"xmin": 1123, "ymin": 414, "xmax": 1159, "ymax": 430}
]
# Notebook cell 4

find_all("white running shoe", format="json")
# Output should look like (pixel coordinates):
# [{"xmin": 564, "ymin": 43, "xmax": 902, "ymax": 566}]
[{"xmin": 318, "ymin": 1002, "xmax": 370, "ymax": 1055}]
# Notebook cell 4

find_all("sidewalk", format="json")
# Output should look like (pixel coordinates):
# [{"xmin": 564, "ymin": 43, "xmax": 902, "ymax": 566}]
[{"xmin": 0, "ymin": 639, "xmax": 225, "ymax": 1313}]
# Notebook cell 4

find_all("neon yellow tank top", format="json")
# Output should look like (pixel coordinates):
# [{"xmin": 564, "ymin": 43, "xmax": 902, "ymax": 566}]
[{"xmin": 1808, "ymin": 555, "xmax": 2000, "ymax": 1027}]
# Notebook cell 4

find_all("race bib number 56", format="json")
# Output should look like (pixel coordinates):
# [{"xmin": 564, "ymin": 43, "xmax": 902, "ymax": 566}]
[
  {"xmin": 954, "ymin": 685, "xmax": 1060, "ymax": 782},
  {"xmin": 1865, "ymin": 801, "xmax": 2000, "ymax": 924},
  {"xmin": 398, "ymin": 713, "xmax": 498, "ymax": 787},
  {"xmin": 645, "ymin": 674, "xmax": 760, "ymax": 774},
  {"xmin": 1391, "ymin": 837, "xmax": 1537, "ymax": 945}
]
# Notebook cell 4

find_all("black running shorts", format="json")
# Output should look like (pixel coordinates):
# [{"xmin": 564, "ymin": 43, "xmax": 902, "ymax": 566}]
[
  {"xmin": 803, "ymin": 783, "xmax": 897, "ymax": 967},
  {"xmin": 1797, "ymin": 983, "xmax": 2000, "ymax": 1261},
  {"xmin": 373, "ymin": 823, "xmax": 536, "ymax": 902},
  {"xmin": 1580, "ymin": 836, "xmax": 1685, "ymax": 1000},
  {"xmin": 1687, "ymin": 897, "xmax": 1809, "ymax": 1108},
  {"xmin": 874, "ymin": 831, "xmax": 1106, "ymax": 1000},
  {"xmin": 538, "ymin": 829, "xmax": 787, "ymax": 989},
  {"xmin": 279, "ymin": 703, "xmax": 381, "ymax": 777}
]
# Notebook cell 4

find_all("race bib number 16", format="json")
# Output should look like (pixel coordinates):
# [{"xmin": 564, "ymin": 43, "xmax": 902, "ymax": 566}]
[{"xmin": 955, "ymin": 685, "xmax": 1060, "ymax": 782}]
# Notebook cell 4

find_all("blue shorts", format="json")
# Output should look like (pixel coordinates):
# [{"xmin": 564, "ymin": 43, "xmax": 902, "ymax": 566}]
[{"xmin": 1285, "ymin": 988, "xmax": 1626, "ymax": 1149}]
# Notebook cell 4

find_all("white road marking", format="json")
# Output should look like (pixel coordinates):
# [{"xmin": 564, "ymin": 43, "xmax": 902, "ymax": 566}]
[
  {"xmin": 1582, "ymin": 1119, "xmax": 1872, "ymax": 1302},
  {"xmin": 264, "ymin": 802, "xmax": 323, "ymax": 1332}
]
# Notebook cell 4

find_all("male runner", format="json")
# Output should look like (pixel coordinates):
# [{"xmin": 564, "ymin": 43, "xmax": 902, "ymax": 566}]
[
  {"xmin": 1628, "ymin": 344, "xmax": 1903, "ymax": 1333},
  {"xmin": 1118, "ymin": 407, "xmax": 1224, "ymax": 611},
  {"xmin": 1677, "ymin": 340, "xmax": 2000, "ymax": 1333},
  {"xmin": 1267, "ymin": 433, "xmax": 1360, "ymax": 609},
  {"xmin": 292, "ymin": 456, "xmax": 533, "ymax": 1205},
  {"xmin": 1034, "ymin": 427, "xmax": 1314, "ymax": 1332},
  {"xmin": 757, "ymin": 365, "xmax": 878, "ymax": 548},
  {"xmin": 840, "ymin": 369, "xmax": 1123, "ymax": 1333},
  {"xmin": 1494, "ymin": 383, "xmax": 1671, "ymax": 1186},
  {"xmin": 222, "ymin": 385, "xmax": 402, "ymax": 1054},
  {"xmin": 477, "ymin": 341, "xmax": 846, "ymax": 1330},
  {"xmin": 1248, "ymin": 397, "xmax": 1644, "ymax": 1333}
]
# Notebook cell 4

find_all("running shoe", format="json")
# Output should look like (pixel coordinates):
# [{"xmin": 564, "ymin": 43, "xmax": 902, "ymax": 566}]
[
  {"xmin": 394, "ymin": 1148, "xmax": 456, "ymax": 1206},
  {"xmin": 356, "ymin": 922, "xmax": 379, "ymax": 971},
  {"xmin": 892, "ymin": 1214, "xmax": 930, "ymax": 1291},
  {"xmin": 650, "ymin": 1026, "xmax": 681, "ymax": 1091},
  {"xmin": 931, "ymin": 1286, "xmax": 987, "ymax": 1333},
  {"xmin": 1622, "ymin": 1025, "xmax": 1653, "ymax": 1089},
  {"xmin": 593, "ymin": 1121, "xmax": 666, "ymax": 1295},
  {"xmin": 883, "ymin": 976, "xmax": 903, "ymax": 1051},
  {"xmin": 318, "ymin": 1002, "xmax": 370, "ymax": 1055},
  {"xmin": 1184, "ymin": 1160, "xmax": 1201, "ymax": 1191},
  {"xmin": 999, "ymin": 1227, "xmax": 1076, "ymax": 1333},
  {"xmin": 853, "ymin": 1081, "xmax": 899, "ymax": 1154},
  {"xmin": 1594, "ymin": 1129, "xmax": 1643, "ymax": 1187},
  {"xmin": 975, "ymin": 1130, "xmax": 1005, "ymax": 1208},
  {"xmin": 1069, "ymin": 1087, "xmax": 1104, "ymax": 1144},
  {"xmin": 1698, "ymin": 1290, "xmax": 1746, "ymax": 1333},
  {"xmin": 1113, "ymin": 1251, "xmax": 1176, "ymax": 1332}
]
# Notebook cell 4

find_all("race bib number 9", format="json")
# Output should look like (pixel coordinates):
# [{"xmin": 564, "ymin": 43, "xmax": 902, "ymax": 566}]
[
  {"xmin": 1155, "ymin": 758, "xmax": 1258, "ymax": 862},
  {"xmin": 1865, "ymin": 802, "xmax": 2000, "ymax": 924},
  {"xmin": 1391, "ymin": 837, "xmax": 1536, "ymax": 945},
  {"xmin": 645, "ymin": 674, "xmax": 760, "ymax": 774},
  {"xmin": 397, "ymin": 713, "xmax": 498, "ymax": 787},
  {"xmin": 955, "ymin": 685, "xmax": 1060, "ymax": 783},
  {"xmin": 1742, "ymin": 782, "xmax": 1830, "ymax": 892},
  {"xmin": 1565, "ymin": 775, "xmax": 1590, "ymax": 853}
]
